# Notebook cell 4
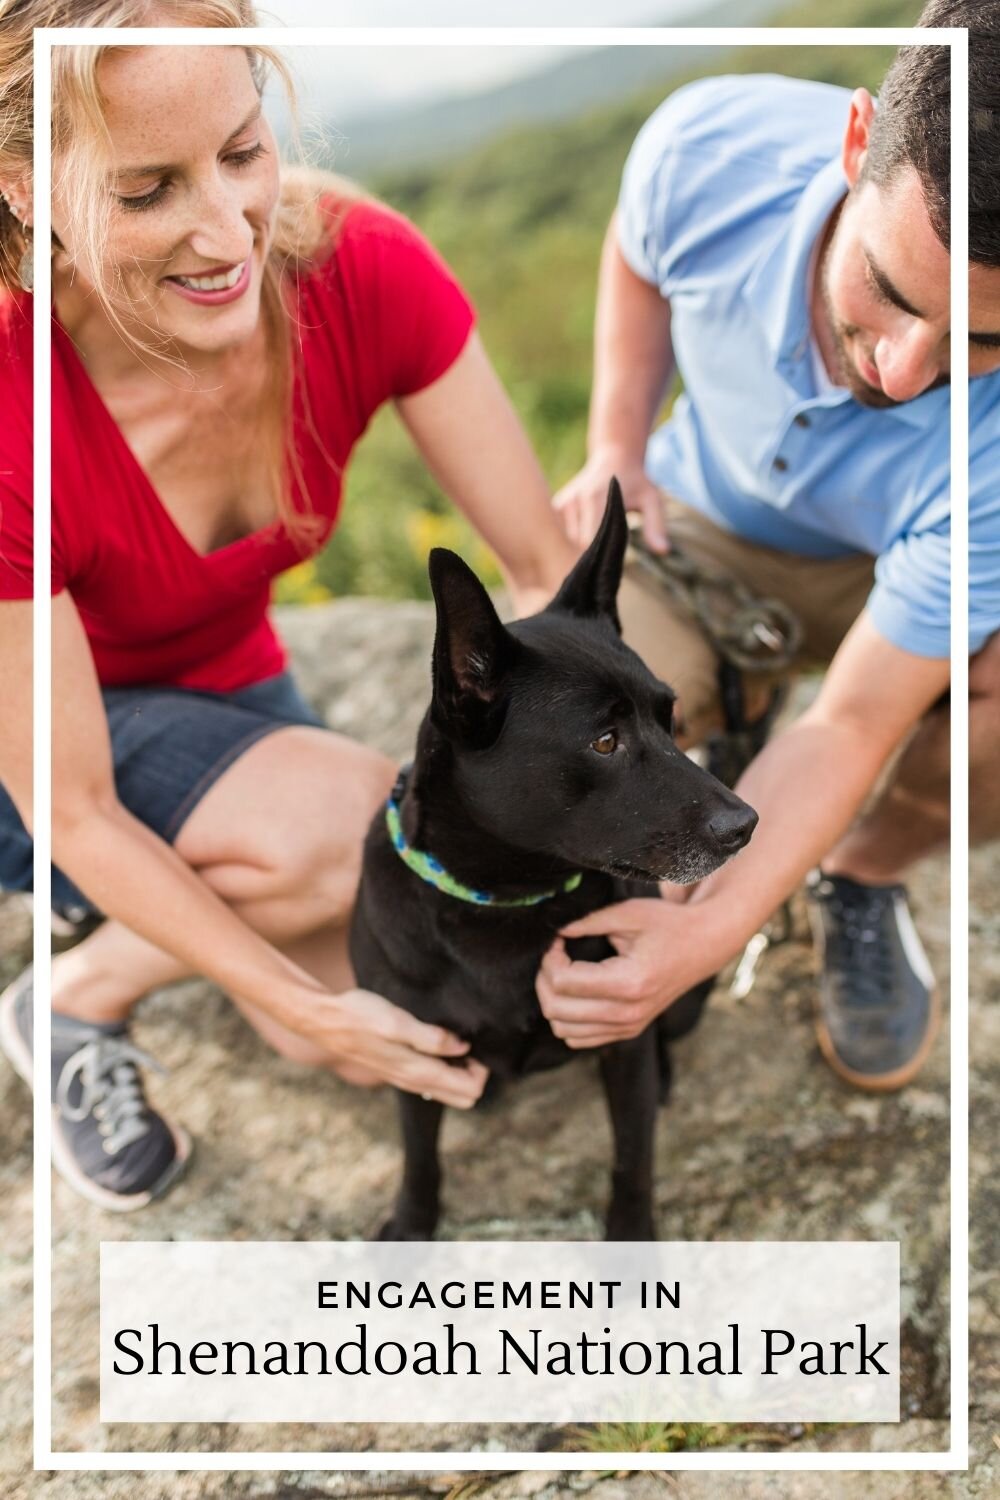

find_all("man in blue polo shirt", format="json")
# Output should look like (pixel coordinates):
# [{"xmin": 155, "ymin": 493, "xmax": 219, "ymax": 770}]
[{"xmin": 536, "ymin": 0, "xmax": 1000, "ymax": 1089}]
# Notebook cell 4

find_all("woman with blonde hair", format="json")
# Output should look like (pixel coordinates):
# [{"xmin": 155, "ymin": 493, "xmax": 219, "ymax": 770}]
[{"xmin": 0, "ymin": 1, "xmax": 578, "ymax": 1208}]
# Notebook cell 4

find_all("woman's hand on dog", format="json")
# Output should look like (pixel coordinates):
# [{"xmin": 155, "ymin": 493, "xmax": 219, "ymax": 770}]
[
  {"xmin": 536, "ymin": 898, "xmax": 722, "ymax": 1047},
  {"xmin": 552, "ymin": 447, "xmax": 669, "ymax": 553},
  {"xmin": 311, "ymin": 988, "xmax": 489, "ymax": 1108}
]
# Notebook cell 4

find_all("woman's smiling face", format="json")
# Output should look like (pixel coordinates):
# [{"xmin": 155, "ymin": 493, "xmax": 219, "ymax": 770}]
[{"xmin": 54, "ymin": 44, "xmax": 280, "ymax": 355}]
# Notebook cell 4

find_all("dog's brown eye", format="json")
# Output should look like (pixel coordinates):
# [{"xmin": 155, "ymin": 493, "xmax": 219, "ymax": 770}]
[{"xmin": 591, "ymin": 730, "xmax": 618, "ymax": 755}]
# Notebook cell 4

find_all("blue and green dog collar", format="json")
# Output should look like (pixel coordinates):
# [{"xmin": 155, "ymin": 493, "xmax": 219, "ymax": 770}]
[{"xmin": 385, "ymin": 778, "xmax": 582, "ymax": 909}]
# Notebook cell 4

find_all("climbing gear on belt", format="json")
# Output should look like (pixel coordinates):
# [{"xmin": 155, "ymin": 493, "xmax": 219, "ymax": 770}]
[
  {"xmin": 625, "ymin": 519, "xmax": 802, "ymax": 783},
  {"xmin": 707, "ymin": 664, "xmax": 789, "ymax": 789},
  {"xmin": 627, "ymin": 525, "xmax": 803, "ymax": 674}
]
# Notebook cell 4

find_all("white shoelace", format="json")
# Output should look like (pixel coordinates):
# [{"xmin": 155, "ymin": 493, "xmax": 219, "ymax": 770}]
[{"xmin": 55, "ymin": 1036, "xmax": 165, "ymax": 1154}]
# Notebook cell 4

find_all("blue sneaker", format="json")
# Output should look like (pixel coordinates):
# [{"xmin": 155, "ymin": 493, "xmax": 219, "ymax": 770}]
[
  {"xmin": 807, "ymin": 873, "xmax": 940, "ymax": 1091},
  {"xmin": 0, "ymin": 967, "xmax": 190, "ymax": 1210}
]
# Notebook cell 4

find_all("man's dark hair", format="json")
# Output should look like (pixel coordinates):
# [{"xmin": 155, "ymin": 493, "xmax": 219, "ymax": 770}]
[{"xmin": 863, "ymin": 0, "xmax": 1000, "ymax": 267}]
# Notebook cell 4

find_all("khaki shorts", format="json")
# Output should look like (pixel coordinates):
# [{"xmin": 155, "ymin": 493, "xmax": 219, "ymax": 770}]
[{"xmin": 617, "ymin": 498, "xmax": 875, "ymax": 745}]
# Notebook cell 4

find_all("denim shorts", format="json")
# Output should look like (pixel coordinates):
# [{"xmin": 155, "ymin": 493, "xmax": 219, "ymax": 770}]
[{"xmin": 0, "ymin": 670, "xmax": 324, "ymax": 916}]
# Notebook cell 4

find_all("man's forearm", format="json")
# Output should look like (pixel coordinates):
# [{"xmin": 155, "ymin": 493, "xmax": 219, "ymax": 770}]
[
  {"xmin": 587, "ymin": 215, "xmax": 675, "ymax": 460},
  {"xmin": 685, "ymin": 709, "xmax": 900, "ymax": 961},
  {"xmin": 684, "ymin": 614, "xmax": 951, "ymax": 960}
]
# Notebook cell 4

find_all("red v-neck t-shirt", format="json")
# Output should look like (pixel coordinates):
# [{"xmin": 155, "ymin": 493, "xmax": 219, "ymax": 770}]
[{"xmin": 0, "ymin": 199, "xmax": 475, "ymax": 691}]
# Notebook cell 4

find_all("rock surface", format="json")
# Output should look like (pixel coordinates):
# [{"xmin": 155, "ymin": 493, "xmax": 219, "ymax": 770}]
[{"xmin": 0, "ymin": 597, "xmax": 988, "ymax": 1498}]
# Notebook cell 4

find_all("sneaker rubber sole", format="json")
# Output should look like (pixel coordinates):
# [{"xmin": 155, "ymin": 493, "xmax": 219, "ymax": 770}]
[
  {"xmin": 0, "ymin": 977, "xmax": 192, "ymax": 1211},
  {"xmin": 806, "ymin": 900, "xmax": 943, "ymax": 1092},
  {"xmin": 812, "ymin": 980, "xmax": 942, "ymax": 1092}
]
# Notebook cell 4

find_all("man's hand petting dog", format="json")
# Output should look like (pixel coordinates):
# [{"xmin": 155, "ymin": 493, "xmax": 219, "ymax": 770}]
[
  {"xmin": 538, "ymin": 897, "xmax": 726, "ymax": 1049},
  {"xmin": 315, "ymin": 989, "xmax": 489, "ymax": 1108}
]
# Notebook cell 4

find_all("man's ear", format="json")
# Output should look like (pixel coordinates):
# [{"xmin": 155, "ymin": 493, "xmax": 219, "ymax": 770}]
[
  {"xmin": 428, "ymin": 548, "xmax": 517, "ymax": 739},
  {"xmin": 547, "ymin": 476, "xmax": 628, "ymax": 633},
  {"xmin": 843, "ymin": 88, "xmax": 875, "ymax": 189}
]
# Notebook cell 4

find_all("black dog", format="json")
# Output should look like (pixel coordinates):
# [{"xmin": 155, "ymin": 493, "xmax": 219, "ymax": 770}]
[{"xmin": 350, "ymin": 481, "xmax": 757, "ymax": 1240}]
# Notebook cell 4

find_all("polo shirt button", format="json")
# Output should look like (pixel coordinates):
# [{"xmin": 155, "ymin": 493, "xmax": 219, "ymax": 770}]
[
  {"xmin": 794, "ymin": 413, "xmax": 811, "ymax": 428},
  {"xmin": 773, "ymin": 456, "xmax": 788, "ymax": 472}
]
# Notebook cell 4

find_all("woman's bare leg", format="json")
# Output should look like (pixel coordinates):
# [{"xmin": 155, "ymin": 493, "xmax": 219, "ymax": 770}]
[{"xmin": 51, "ymin": 725, "xmax": 395, "ymax": 1065}]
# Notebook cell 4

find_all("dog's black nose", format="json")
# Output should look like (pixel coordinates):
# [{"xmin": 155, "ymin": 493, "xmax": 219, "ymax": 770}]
[{"xmin": 707, "ymin": 804, "xmax": 758, "ymax": 852}]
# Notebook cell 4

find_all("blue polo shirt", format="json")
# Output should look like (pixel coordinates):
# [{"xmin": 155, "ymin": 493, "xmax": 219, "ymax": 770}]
[{"xmin": 618, "ymin": 74, "xmax": 1000, "ymax": 658}]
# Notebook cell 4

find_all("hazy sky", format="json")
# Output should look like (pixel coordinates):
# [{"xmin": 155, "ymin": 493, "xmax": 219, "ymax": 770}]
[{"xmin": 258, "ymin": 1, "xmax": 723, "ymax": 117}]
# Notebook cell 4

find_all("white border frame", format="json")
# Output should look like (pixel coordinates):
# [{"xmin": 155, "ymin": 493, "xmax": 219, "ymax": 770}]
[{"xmin": 31, "ymin": 23, "xmax": 969, "ymax": 1474}]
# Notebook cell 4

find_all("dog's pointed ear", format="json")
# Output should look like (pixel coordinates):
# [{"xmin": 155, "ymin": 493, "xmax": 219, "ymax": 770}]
[
  {"xmin": 429, "ymin": 548, "xmax": 517, "ymax": 739},
  {"xmin": 548, "ymin": 477, "xmax": 628, "ymax": 632}
]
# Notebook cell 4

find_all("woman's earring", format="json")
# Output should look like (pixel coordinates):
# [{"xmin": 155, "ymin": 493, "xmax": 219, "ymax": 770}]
[
  {"xmin": 17, "ymin": 228, "xmax": 33, "ymax": 292},
  {"xmin": 4, "ymin": 200, "xmax": 34, "ymax": 292}
]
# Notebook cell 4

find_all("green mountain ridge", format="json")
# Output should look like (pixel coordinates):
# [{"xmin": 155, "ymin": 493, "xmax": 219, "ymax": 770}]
[{"xmin": 327, "ymin": 0, "xmax": 781, "ymax": 179}]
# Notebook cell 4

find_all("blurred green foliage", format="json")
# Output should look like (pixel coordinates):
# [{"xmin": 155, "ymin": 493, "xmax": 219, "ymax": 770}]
[{"xmin": 277, "ymin": 4, "xmax": 914, "ymax": 606}]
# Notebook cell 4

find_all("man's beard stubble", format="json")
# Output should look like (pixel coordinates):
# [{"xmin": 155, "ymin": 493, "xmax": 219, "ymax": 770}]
[
  {"xmin": 818, "ymin": 264, "xmax": 904, "ymax": 410},
  {"xmin": 816, "ymin": 220, "xmax": 950, "ymax": 411}
]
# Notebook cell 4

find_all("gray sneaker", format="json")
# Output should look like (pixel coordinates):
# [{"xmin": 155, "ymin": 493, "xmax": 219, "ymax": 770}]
[
  {"xmin": 0, "ymin": 967, "xmax": 191, "ymax": 1210},
  {"xmin": 807, "ymin": 872, "xmax": 940, "ymax": 1091}
]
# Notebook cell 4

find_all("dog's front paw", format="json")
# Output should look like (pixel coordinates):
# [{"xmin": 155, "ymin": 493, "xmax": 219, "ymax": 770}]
[{"xmin": 376, "ymin": 1214, "xmax": 436, "ymax": 1242}]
